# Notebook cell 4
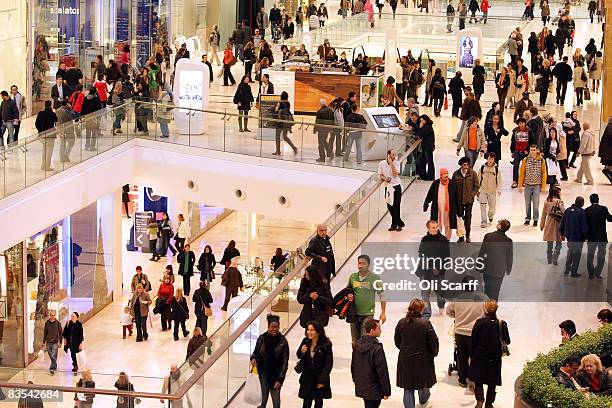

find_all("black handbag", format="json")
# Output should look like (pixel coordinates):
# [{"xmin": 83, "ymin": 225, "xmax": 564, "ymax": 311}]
[
  {"xmin": 549, "ymin": 201, "xmax": 564, "ymax": 221},
  {"xmin": 294, "ymin": 358, "xmax": 305, "ymax": 374},
  {"xmin": 499, "ymin": 320, "xmax": 510, "ymax": 357}
]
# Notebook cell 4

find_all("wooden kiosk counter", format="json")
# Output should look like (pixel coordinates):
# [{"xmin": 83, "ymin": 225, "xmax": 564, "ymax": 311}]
[{"xmin": 263, "ymin": 68, "xmax": 384, "ymax": 115}]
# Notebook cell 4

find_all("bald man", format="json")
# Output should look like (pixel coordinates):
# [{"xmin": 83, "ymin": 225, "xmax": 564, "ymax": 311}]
[{"xmin": 305, "ymin": 224, "xmax": 336, "ymax": 282}]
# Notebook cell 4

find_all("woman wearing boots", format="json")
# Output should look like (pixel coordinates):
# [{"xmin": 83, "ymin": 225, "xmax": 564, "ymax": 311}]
[
  {"xmin": 233, "ymin": 75, "xmax": 254, "ymax": 132},
  {"xmin": 540, "ymin": 187, "xmax": 564, "ymax": 265},
  {"xmin": 469, "ymin": 300, "xmax": 510, "ymax": 408}
]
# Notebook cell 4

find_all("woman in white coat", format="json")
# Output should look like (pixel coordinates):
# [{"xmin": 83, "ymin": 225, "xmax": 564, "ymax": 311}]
[{"xmin": 175, "ymin": 213, "xmax": 191, "ymax": 253}]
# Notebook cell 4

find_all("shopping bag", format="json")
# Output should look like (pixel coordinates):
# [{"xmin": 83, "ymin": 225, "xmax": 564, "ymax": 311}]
[
  {"xmin": 546, "ymin": 158, "xmax": 560, "ymax": 178},
  {"xmin": 77, "ymin": 349, "xmax": 87, "ymax": 368},
  {"xmin": 243, "ymin": 372, "xmax": 262, "ymax": 406},
  {"xmin": 384, "ymin": 186, "xmax": 394, "ymax": 206},
  {"xmin": 38, "ymin": 349, "xmax": 45, "ymax": 362},
  {"xmin": 584, "ymin": 88, "xmax": 591, "ymax": 101},
  {"xmin": 444, "ymin": 96, "xmax": 449, "ymax": 110}
]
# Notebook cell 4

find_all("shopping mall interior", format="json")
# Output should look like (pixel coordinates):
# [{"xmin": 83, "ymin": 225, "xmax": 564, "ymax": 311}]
[{"xmin": 0, "ymin": 0, "xmax": 611, "ymax": 407}]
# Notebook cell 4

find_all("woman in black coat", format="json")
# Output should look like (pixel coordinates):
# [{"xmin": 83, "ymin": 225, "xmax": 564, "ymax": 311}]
[
  {"xmin": 428, "ymin": 68, "xmax": 446, "ymax": 117},
  {"xmin": 250, "ymin": 314, "xmax": 290, "ymax": 408},
  {"xmin": 484, "ymin": 113, "xmax": 508, "ymax": 163},
  {"xmin": 394, "ymin": 299, "xmax": 439, "ymax": 407},
  {"xmin": 297, "ymin": 320, "xmax": 333, "ymax": 407},
  {"xmin": 233, "ymin": 75, "xmax": 254, "ymax": 132},
  {"xmin": 468, "ymin": 300, "xmax": 510, "ymax": 408},
  {"xmin": 416, "ymin": 115, "xmax": 436, "ymax": 181},
  {"xmin": 170, "ymin": 288, "xmax": 190, "ymax": 341},
  {"xmin": 537, "ymin": 61, "xmax": 553, "ymax": 107},
  {"xmin": 527, "ymin": 32, "xmax": 539, "ymax": 72},
  {"xmin": 544, "ymin": 33, "xmax": 557, "ymax": 58},
  {"xmin": 484, "ymin": 102, "xmax": 504, "ymax": 129},
  {"xmin": 197, "ymin": 244, "xmax": 216, "ymax": 284},
  {"xmin": 472, "ymin": 60, "xmax": 486, "ymax": 100},
  {"xmin": 62, "ymin": 312, "xmax": 84, "ymax": 372},
  {"xmin": 298, "ymin": 266, "xmax": 332, "ymax": 328},
  {"xmin": 568, "ymin": 111, "xmax": 581, "ymax": 167},
  {"xmin": 219, "ymin": 240, "xmax": 240, "ymax": 268}
]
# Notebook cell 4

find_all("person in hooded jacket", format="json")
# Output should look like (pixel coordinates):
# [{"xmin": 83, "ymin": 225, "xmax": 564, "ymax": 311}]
[
  {"xmin": 395, "ymin": 298, "xmax": 439, "ymax": 408},
  {"xmin": 351, "ymin": 318, "xmax": 391, "ymax": 408},
  {"xmin": 250, "ymin": 314, "xmax": 289, "ymax": 408},
  {"xmin": 469, "ymin": 300, "xmax": 510, "ymax": 408},
  {"xmin": 298, "ymin": 266, "xmax": 333, "ymax": 328},
  {"xmin": 62, "ymin": 312, "xmax": 84, "ymax": 372},
  {"xmin": 297, "ymin": 320, "xmax": 333, "ymax": 407}
]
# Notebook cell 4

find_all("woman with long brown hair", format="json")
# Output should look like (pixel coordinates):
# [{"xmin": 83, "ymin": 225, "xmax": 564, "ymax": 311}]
[{"xmin": 394, "ymin": 299, "xmax": 439, "ymax": 408}]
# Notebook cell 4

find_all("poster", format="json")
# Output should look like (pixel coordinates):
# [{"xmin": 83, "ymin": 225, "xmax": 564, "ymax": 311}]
[
  {"xmin": 134, "ymin": 211, "xmax": 153, "ymax": 248},
  {"xmin": 459, "ymin": 36, "xmax": 477, "ymax": 68},
  {"xmin": 42, "ymin": 243, "xmax": 60, "ymax": 301}
]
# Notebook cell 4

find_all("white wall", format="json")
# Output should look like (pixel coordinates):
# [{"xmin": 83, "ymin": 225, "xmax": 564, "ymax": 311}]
[
  {"xmin": 0, "ymin": 139, "xmax": 370, "ymax": 251},
  {"xmin": 0, "ymin": 0, "xmax": 27, "ymax": 102}
]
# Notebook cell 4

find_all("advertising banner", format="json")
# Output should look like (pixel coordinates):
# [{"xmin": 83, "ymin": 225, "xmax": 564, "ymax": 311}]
[
  {"xmin": 134, "ymin": 211, "xmax": 153, "ymax": 248},
  {"xmin": 42, "ymin": 243, "xmax": 60, "ymax": 300}
]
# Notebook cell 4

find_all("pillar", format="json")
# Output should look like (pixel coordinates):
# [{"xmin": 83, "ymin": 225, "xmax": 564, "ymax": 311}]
[{"xmin": 601, "ymin": 0, "xmax": 612, "ymax": 124}]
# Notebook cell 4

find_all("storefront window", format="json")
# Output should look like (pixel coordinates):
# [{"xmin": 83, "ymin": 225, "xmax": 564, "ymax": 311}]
[
  {"xmin": 0, "ymin": 243, "xmax": 26, "ymax": 368},
  {"xmin": 26, "ymin": 194, "xmax": 115, "ymax": 363}
]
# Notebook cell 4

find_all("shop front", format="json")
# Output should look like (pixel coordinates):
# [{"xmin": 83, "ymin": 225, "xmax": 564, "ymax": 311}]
[{"xmin": 0, "ymin": 193, "xmax": 118, "ymax": 368}]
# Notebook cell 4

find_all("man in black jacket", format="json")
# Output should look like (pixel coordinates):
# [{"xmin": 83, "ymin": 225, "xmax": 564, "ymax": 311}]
[
  {"xmin": 418, "ymin": 220, "xmax": 450, "ymax": 311},
  {"xmin": 51, "ymin": 76, "xmax": 71, "ymax": 109},
  {"xmin": 552, "ymin": 56, "xmax": 573, "ymax": 105},
  {"xmin": 556, "ymin": 355, "xmax": 582, "ymax": 390},
  {"xmin": 305, "ymin": 224, "xmax": 336, "ymax": 282},
  {"xmin": 257, "ymin": 74, "xmax": 274, "ymax": 101},
  {"xmin": 269, "ymin": 4, "xmax": 282, "ymax": 42},
  {"xmin": 585, "ymin": 193, "xmax": 612, "ymax": 279},
  {"xmin": 351, "ymin": 319, "xmax": 391, "ymax": 407},
  {"xmin": 479, "ymin": 219, "xmax": 513, "ymax": 300},
  {"xmin": 35, "ymin": 100, "xmax": 58, "ymax": 171},
  {"xmin": 314, "ymin": 98, "xmax": 335, "ymax": 162}
]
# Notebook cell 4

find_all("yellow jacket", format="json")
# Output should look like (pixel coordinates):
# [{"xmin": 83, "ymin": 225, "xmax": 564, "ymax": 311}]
[{"xmin": 518, "ymin": 153, "xmax": 547, "ymax": 191}]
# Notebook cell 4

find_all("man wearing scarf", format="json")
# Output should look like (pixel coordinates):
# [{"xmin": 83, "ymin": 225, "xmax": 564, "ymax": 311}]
[{"xmin": 423, "ymin": 168, "xmax": 462, "ymax": 239}]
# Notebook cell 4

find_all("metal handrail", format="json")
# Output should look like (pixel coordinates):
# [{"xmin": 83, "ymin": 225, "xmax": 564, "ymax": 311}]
[{"xmin": 0, "ymin": 139, "xmax": 422, "ymax": 401}]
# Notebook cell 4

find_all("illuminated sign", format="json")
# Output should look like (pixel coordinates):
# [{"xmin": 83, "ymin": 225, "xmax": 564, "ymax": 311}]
[{"xmin": 49, "ymin": 7, "xmax": 80, "ymax": 14}]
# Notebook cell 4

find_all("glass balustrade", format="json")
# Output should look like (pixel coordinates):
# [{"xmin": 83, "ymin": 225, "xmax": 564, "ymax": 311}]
[{"xmin": 0, "ymin": 99, "xmax": 415, "ymax": 200}]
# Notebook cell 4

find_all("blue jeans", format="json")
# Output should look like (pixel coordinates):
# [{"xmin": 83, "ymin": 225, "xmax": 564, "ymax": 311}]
[
  {"xmin": 159, "ymin": 121, "xmax": 170, "ymax": 137},
  {"xmin": 1, "ymin": 121, "xmax": 15, "ymax": 146},
  {"xmin": 512, "ymin": 151, "xmax": 527, "ymax": 182},
  {"xmin": 523, "ymin": 185, "xmax": 540, "ymax": 221},
  {"xmin": 46, "ymin": 342, "xmax": 59, "ymax": 370},
  {"xmin": 465, "ymin": 149, "xmax": 478, "ymax": 168},
  {"xmin": 113, "ymin": 112, "xmax": 124, "ymax": 130},
  {"xmin": 403, "ymin": 388, "xmax": 430, "ymax": 408},
  {"xmin": 344, "ymin": 131, "xmax": 363, "ymax": 163}
]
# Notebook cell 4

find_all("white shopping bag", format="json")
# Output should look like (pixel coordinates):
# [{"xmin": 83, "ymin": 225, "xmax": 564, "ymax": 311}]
[
  {"xmin": 77, "ymin": 349, "xmax": 88, "ymax": 367},
  {"xmin": 37, "ymin": 349, "xmax": 45, "ymax": 362},
  {"xmin": 546, "ymin": 158, "xmax": 560, "ymax": 178},
  {"xmin": 243, "ymin": 372, "xmax": 262, "ymax": 406},
  {"xmin": 384, "ymin": 186, "xmax": 394, "ymax": 206}
]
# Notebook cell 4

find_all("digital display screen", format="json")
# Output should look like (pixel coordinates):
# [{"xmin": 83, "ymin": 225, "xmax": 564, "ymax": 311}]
[
  {"xmin": 178, "ymin": 70, "xmax": 203, "ymax": 112},
  {"xmin": 459, "ymin": 36, "xmax": 478, "ymax": 68},
  {"xmin": 372, "ymin": 114, "xmax": 401, "ymax": 128}
]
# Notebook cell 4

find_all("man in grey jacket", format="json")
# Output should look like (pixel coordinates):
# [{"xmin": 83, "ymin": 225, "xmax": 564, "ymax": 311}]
[
  {"xmin": 56, "ymin": 102, "xmax": 79, "ymax": 162},
  {"xmin": 256, "ymin": 6, "xmax": 269, "ymax": 37}
]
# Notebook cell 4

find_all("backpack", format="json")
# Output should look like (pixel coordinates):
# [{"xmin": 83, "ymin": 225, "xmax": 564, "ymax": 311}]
[
  {"xmin": 480, "ymin": 163, "xmax": 499, "ymax": 186},
  {"xmin": 415, "ymin": 69, "xmax": 424, "ymax": 85}
]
